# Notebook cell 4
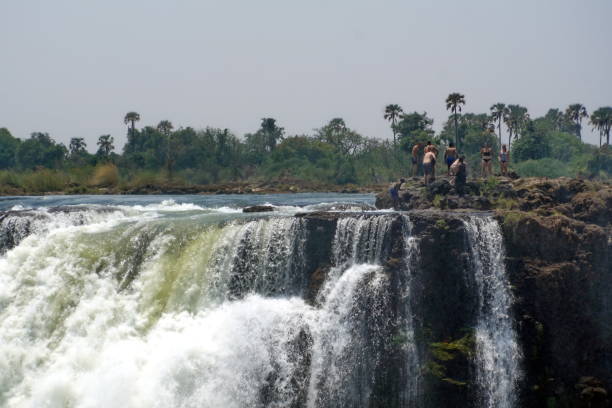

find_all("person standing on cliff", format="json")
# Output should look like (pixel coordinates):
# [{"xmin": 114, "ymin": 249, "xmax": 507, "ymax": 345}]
[
  {"xmin": 411, "ymin": 142, "xmax": 423, "ymax": 177},
  {"xmin": 450, "ymin": 156, "xmax": 467, "ymax": 195},
  {"xmin": 423, "ymin": 150, "xmax": 436, "ymax": 185},
  {"xmin": 424, "ymin": 141, "xmax": 438, "ymax": 181},
  {"xmin": 480, "ymin": 142, "xmax": 493, "ymax": 178},
  {"xmin": 389, "ymin": 178, "xmax": 406, "ymax": 209},
  {"xmin": 444, "ymin": 142, "xmax": 458, "ymax": 176},
  {"xmin": 499, "ymin": 144, "xmax": 510, "ymax": 177}
]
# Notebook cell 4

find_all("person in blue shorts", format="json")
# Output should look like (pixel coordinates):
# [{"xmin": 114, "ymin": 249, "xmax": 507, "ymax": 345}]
[{"xmin": 444, "ymin": 142, "xmax": 458, "ymax": 176}]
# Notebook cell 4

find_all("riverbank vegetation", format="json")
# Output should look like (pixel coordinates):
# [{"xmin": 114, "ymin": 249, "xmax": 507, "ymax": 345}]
[{"xmin": 0, "ymin": 96, "xmax": 610, "ymax": 194}]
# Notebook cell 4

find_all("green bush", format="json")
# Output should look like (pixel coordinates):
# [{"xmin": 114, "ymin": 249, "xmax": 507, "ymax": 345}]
[{"xmin": 514, "ymin": 158, "xmax": 570, "ymax": 178}]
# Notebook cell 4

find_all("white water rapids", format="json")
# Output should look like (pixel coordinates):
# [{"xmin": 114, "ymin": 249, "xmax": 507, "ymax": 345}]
[
  {"xmin": 0, "ymin": 201, "xmax": 522, "ymax": 408},
  {"xmin": 0, "ymin": 207, "xmax": 395, "ymax": 408}
]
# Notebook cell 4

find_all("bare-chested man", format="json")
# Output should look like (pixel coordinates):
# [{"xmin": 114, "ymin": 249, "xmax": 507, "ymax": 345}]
[
  {"xmin": 444, "ymin": 142, "xmax": 458, "ymax": 176},
  {"xmin": 423, "ymin": 150, "xmax": 436, "ymax": 185},
  {"xmin": 411, "ymin": 142, "xmax": 423, "ymax": 176},
  {"xmin": 424, "ymin": 141, "xmax": 438, "ymax": 180}
]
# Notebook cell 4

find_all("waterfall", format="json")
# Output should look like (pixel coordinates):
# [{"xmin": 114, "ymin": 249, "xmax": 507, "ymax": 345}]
[
  {"xmin": 400, "ymin": 215, "xmax": 421, "ymax": 407},
  {"xmin": 464, "ymin": 216, "xmax": 522, "ymax": 408},
  {"xmin": 0, "ymin": 208, "xmax": 399, "ymax": 408},
  {"xmin": 331, "ymin": 215, "xmax": 392, "ymax": 267},
  {"xmin": 307, "ymin": 214, "xmax": 395, "ymax": 407},
  {"xmin": 1, "ymin": 202, "xmax": 526, "ymax": 408}
]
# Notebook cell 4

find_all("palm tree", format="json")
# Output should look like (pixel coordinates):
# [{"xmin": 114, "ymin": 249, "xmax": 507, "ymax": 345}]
[
  {"xmin": 69, "ymin": 137, "xmax": 87, "ymax": 156},
  {"xmin": 490, "ymin": 103, "xmax": 507, "ymax": 147},
  {"xmin": 446, "ymin": 93, "xmax": 466, "ymax": 149},
  {"xmin": 157, "ymin": 120, "xmax": 174, "ymax": 178},
  {"xmin": 384, "ymin": 104, "xmax": 403, "ymax": 144},
  {"xmin": 504, "ymin": 105, "xmax": 530, "ymax": 149},
  {"xmin": 96, "ymin": 135, "xmax": 114, "ymax": 159},
  {"xmin": 590, "ymin": 107, "xmax": 612, "ymax": 146},
  {"xmin": 123, "ymin": 112, "xmax": 140, "ymax": 138},
  {"xmin": 565, "ymin": 104, "xmax": 588, "ymax": 140}
]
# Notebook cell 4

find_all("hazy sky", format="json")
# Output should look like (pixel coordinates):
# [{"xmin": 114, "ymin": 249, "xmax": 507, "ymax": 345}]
[{"xmin": 1, "ymin": 0, "xmax": 610, "ymax": 151}]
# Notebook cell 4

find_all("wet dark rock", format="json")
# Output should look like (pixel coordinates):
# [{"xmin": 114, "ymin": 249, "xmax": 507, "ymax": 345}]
[{"xmin": 243, "ymin": 205, "xmax": 275, "ymax": 213}]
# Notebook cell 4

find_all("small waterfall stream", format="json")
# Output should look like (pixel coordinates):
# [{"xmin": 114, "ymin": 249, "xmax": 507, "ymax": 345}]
[{"xmin": 464, "ymin": 216, "xmax": 522, "ymax": 408}]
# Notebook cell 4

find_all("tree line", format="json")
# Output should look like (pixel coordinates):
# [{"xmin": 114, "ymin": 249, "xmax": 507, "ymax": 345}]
[{"xmin": 0, "ymin": 95, "xmax": 610, "ymax": 187}]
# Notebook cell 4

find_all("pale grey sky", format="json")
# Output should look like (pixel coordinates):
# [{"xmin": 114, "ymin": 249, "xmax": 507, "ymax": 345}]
[{"xmin": 1, "ymin": 0, "xmax": 610, "ymax": 151}]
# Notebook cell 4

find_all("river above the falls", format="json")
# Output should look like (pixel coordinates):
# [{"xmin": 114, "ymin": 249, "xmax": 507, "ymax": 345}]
[{"xmin": 0, "ymin": 192, "xmax": 376, "ymax": 212}]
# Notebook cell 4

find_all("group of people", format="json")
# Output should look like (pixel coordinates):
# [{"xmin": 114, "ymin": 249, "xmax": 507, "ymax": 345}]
[
  {"xmin": 390, "ymin": 141, "xmax": 512, "ymax": 209},
  {"xmin": 411, "ymin": 141, "xmax": 467, "ymax": 186},
  {"xmin": 411, "ymin": 141, "xmax": 511, "ymax": 183},
  {"xmin": 479, "ymin": 143, "xmax": 510, "ymax": 177}
]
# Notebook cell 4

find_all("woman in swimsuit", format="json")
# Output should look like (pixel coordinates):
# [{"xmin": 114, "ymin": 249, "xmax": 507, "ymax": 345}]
[
  {"xmin": 499, "ymin": 144, "xmax": 510, "ymax": 176},
  {"xmin": 444, "ymin": 142, "xmax": 457, "ymax": 176},
  {"xmin": 480, "ymin": 143, "xmax": 493, "ymax": 178}
]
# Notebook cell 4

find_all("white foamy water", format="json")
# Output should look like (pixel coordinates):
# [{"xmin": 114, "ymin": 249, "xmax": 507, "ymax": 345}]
[
  {"xmin": 0, "ymin": 206, "xmax": 397, "ymax": 408},
  {"xmin": 465, "ymin": 216, "xmax": 522, "ymax": 408}
]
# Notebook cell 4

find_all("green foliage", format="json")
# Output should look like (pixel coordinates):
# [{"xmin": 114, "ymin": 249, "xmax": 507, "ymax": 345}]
[
  {"xmin": 511, "ymin": 122, "xmax": 550, "ymax": 162},
  {"xmin": 514, "ymin": 158, "xmax": 570, "ymax": 178},
  {"xmin": 587, "ymin": 146, "xmax": 612, "ymax": 177},
  {"xmin": 0, "ymin": 128, "xmax": 20, "ymax": 169},
  {"xmin": 395, "ymin": 112, "xmax": 434, "ymax": 153},
  {"xmin": 17, "ymin": 132, "xmax": 67, "ymax": 169},
  {"xmin": 0, "ymin": 101, "xmax": 609, "ymax": 193}
]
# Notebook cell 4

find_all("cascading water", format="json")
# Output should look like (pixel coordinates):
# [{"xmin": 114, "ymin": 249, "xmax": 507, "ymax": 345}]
[
  {"xmin": 0, "ymin": 205, "xmax": 400, "ymax": 408},
  {"xmin": 399, "ymin": 215, "xmax": 421, "ymax": 407},
  {"xmin": 464, "ymin": 216, "xmax": 522, "ymax": 408},
  {"xmin": 306, "ymin": 215, "xmax": 394, "ymax": 407},
  {"xmin": 0, "ymin": 199, "xmax": 524, "ymax": 408}
]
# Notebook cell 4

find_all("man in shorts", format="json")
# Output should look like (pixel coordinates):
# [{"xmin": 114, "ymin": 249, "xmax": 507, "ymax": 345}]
[{"xmin": 423, "ymin": 150, "xmax": 436, "ymax": 185}]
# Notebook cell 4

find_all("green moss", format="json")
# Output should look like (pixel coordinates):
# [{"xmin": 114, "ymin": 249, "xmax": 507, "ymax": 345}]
[
  {"xmin": 435, "ymin": 219, "xmax": 449, "ymax": 231},
  {"xmin": 430, "ymin": 332, "xmax": 475, "ymax": 360},
  {"xmin": 494, "ymin": 197, "xmax": 519, "ymax": 210},
  {"xmin": 480, "ymin": 176, "xmax": 500, "ymax": 196},
  {"xmin": 425, "ymin": 331, "xmax": 475, "ymax": 387},
  {"xmin": 424, "ymin": 361, "xmax": 446, "ymax": 378},
  {"xmin": 442, "ymin": 377, "xmax": 467, "ymax": 386},
  {"xmin": 432, "ymin": 194, "xmax": 445, "ymax": 208},
  {"xmin": 502, "ymin": 211, "xmax": 527, "ymax": 228}
]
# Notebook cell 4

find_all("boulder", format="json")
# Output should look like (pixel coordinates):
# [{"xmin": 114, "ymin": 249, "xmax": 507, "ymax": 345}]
[{"xmin": 243, "ymin": 205, "xmax": 275, "ymax": 213}]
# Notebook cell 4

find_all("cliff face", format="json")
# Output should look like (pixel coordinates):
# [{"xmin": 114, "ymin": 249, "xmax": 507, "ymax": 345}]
[{"xmin": 373, "ymin": 177, "xmax": 612, "ymax": 407}]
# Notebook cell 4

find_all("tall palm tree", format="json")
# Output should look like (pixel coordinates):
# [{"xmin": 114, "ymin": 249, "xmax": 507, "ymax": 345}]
[
  {"xmin": 590, "ymin": 107, "xmax": 612, "ymax": 146},
  {"xmin": 383, "ymin": 104, "xmax": 403, "ymax": 144},
  {"xmin": 490, "ymin": 103, "xmax": 507, "ymax": 147},
  {"xmin": 96, "ymin": 135, "xmax": 114, "ymax": 159},
  {"xmin": 446, "ymin": 93, "xmax": 466, "ymax": 149},
  {"xmin": 123, "ymin": 112, "xmax": 140, "ymax": 138},
  {"xmin": 504, "ymin": 105, "xmax": 530, "ymax": 149},
  {"xmin": 69, "ymin": 137, "xmax": 87, "ymax": 156},
  {"xmin": 157, "ymin": 120, "xmax": 174, "ymax": 178},
  {"xmin": 565, "ymin": 104, "xmax": 588, "ymax": 140}
]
